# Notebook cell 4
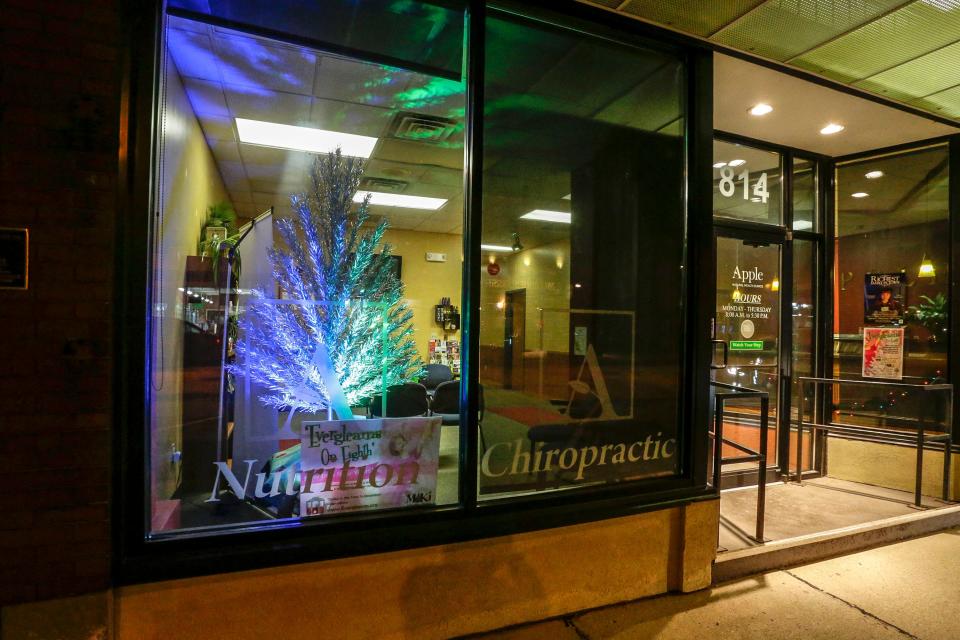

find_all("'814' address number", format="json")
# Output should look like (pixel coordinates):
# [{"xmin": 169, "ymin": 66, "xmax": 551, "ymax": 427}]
[{"xmin": 718, "ymin": 167, "xmax": 769, "ymax": 204}]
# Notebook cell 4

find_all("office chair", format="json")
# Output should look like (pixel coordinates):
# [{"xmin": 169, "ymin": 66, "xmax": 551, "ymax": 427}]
[{"xmin": 369, "ymin": 383, "xmax": 430, "ymax": 418}]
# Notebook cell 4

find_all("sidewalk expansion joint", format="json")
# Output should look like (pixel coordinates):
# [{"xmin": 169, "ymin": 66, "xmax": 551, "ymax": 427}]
[
  {"xmin": 564, "ymin": 616, "xmax": 591, "ymax": 640},
  {"xmin": 784, "ymin": 570, "xmax": 920, "ymax": 640}
]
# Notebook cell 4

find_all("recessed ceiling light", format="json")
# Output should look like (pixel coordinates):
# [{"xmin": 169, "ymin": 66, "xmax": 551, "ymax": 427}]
[
  {"xmin": 235, "ymin": 118, "xmax": 378, "ymax": 157},
  {"xmin": 713, "ymin": 162, "xmax": 727, "ymax": 168},
  {"xmin": 749, "ymin": 103, "xmax": 773, "ymax": 116},
  {"xmin": 851, "ymin": 192, "xmax": 869, "ymax": 198},
  {"xmin": 480, "ymin": 244, "xmax": 513, "ymax": 252},
  {"xmin": 820, "ymin": 123, "xmax": 845, "ymax": 135},
  {"xmin": 728, "ymin": 159, "xmax": 746, "ymax": 167},
  {"xmin": 353, "ymin": 191, "xmax": 447, "ymax": 210},
  {"xmin": 865, "ymin": 170, "xmax": 884, "ymax": 179},
  {"xmin": 520, "ymin": 209, "xmax": 571, "ymax": 224}
]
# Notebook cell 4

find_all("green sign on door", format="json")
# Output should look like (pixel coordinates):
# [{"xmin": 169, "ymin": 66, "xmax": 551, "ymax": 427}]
[{"xmin": 730, "ymin": 340, "xmax": 763, "ymax": 351}]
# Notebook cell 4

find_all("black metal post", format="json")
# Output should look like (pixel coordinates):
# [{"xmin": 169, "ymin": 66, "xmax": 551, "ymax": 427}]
[
  {"xmin": 757, "ymin": 395, "xmax": 768, "ymax": 542},
  {"xmin": 796, "ymin": 378, "xmax": 805, "ymax": 483}
]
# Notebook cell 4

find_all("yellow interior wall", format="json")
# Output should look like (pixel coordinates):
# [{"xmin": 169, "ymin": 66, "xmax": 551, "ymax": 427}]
[
  {"xmin": 827, "ymin": 437, "xmax": 960, "ymax": 500},
  {"xmin": 150, "ymin": 56, "xmax": 230, "ymax": 505},
  {"xmin": 115, "ymin": 500, "xmax": 718, "ymax": 640},
  {"xmin": 381, "ymin": 228, "xmax": 462, "ymax": 364},
  {"xmin": 479, "ymin": 240, "xmax": 571, "ymax": 352}
]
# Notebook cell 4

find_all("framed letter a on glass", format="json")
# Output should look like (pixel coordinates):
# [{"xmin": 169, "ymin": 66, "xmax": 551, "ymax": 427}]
[{"xmin": 0, "ymin": 228, "xmax": 28, "ymax": 290}]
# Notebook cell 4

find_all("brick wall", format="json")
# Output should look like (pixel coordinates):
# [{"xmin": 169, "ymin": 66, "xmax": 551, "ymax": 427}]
[{"xmin": 0, "ymin": 0, "xmax": 123, "ymax": 605}]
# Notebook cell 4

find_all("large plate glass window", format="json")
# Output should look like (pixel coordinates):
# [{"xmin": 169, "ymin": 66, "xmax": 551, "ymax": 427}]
[
  {"xmin": 477, "ymin": 14, "xmax": 687, "ymax": 499},
  {"xmin": 148, "ymin": 4, "xmax": 466, "ymax": 537},
  {"xmin": 833, "ymin": 145, "xmax": 949, "ymax": 429}
]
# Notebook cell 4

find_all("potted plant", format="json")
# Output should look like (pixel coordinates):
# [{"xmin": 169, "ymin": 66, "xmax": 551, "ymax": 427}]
[{"xmin": 908, "ymin": 293, "xmax": 947, "ymax": 347}]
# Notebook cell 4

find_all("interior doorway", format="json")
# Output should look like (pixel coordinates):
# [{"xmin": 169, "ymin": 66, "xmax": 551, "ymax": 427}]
[{"xmin": 504, "ymin": 288, "xmax": 526, "ymax": 391}]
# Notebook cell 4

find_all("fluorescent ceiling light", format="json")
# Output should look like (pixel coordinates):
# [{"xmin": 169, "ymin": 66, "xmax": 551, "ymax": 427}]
[
  {"xmin": 353, "ymin": 191, "xmax": 447, "ymax": 210},
  {"xmin": 728, "ymin": 159, "xmax": 746, "ymax": 167},
  {"xmin": 235, "ymin": 118, "xmax": 378, "ymax": 158},
  {"xmin": 820, "ymin": 123, "xmax": 845, "ymax": 135},
  {"xmin": 562, "ymin": 193, "xmax": 571, "ymax": 200},
  {"xmin": 713, "ymin": 162, "xmax": 727, "ymax": 168},
  {"xmin": 865, "ymin": 170, "xmax": 884, "ymax": 179},
  {"xmin": 851, "ymin": 192, "xmax": 868, "ymax": 198},
  {"xmin": 520, "ymin": 209, "xmax": 571, "ymax": 224},
  {"xmin": 793, "ymin": 221, "xmax": 813, "ymax": 230},
  {"xmin": 480, "ymin": 244, "xmax": 513, "ymax": 252},
  {"xmin": 749, "ymin": 103, "xmax": 773, "ymax": 116}
]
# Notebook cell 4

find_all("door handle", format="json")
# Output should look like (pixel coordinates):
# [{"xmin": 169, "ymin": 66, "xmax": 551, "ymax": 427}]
[{"xmin": 710, "ymin": 339, "xmax": 728, "ymax": 370}]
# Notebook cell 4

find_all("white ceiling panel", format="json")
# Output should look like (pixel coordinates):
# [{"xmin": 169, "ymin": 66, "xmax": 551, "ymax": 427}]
[
  {"xmin": 212, "ymin": 29, "xmax": 317, "ymax": 97},
  {"xmin": 204, "ymin": 137, "xmax": 242, "ymax": 163},
  {"xmin": 182, "ymin": 77, "xmax": 230, "ymax": 118},
  {"xmin": 224, "ymin": 87, "xmax": 312, "ymax": 125},
  {"xmin": 195, "ymin": 114, "xmax": 237, "ymax": 143},
  {"xmin": 309, "ymin": 98, "xmax": 392, "ymax": 138}
]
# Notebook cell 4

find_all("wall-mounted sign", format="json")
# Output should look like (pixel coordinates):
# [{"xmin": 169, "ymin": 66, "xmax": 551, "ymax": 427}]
[
  {"xmin": 0, "ymin": 228, "xmax": 28, "ymax": 290},
  {"xmin": 864, "ymin": 272, "xmax": 905, "ymax": 325},
  {"xmin": 862, "ymin": 326, "xmax": 904, "ymax": 380},
  {"xmin": 730, "ymin": 340, "xmax": 763, "ymax": 351},
  {"xmin": 487, "ymin": 262, "xmax": 500, "ymax": 276}
]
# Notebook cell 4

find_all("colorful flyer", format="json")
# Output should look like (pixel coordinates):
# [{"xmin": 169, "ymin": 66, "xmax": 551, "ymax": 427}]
[
  {"xmin": 299, "ymin": 417, "xmax": 441, "ymax": 516},
  {"xmin": 862, "ymin": 327, "xmax": 904, "ymax": 380}
]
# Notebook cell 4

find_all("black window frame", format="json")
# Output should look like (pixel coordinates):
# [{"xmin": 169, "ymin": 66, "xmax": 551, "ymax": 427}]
[{"xmin": 114, "ymin": 0, "xmax": 717, "ymax": 585}]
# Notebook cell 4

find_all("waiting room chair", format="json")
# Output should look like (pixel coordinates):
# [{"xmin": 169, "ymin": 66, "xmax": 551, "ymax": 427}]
[
  {"xmin": 429, "ymin": 380, "xmax": 486, "ymax": 452},
  {"xmin": 421, "ymin": 364, "xmax": 453, "ymax": 395},
  {"xmin": 369, "ymin": 383, "xmax": 430, "ymax": 418}
]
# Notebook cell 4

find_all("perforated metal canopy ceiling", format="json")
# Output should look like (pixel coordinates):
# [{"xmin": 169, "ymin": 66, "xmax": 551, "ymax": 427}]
[{"xmin": 583, "ymin": 0, "xmax": 960, "ymax": 123}]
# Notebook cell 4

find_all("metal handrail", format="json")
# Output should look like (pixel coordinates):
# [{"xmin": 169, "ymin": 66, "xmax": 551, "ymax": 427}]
[
  {"xmin": 796, "ymin": 377, "xmax": 953, "ymax": 507},
  {"xmin": 710, "ymin": 381, "xmax": 769, "ymax": 543}
]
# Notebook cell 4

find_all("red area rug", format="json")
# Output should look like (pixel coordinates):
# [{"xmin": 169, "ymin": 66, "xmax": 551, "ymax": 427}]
[{"xmin": 488, "ymin": 406, "xmax": 565, "ymax": 426}]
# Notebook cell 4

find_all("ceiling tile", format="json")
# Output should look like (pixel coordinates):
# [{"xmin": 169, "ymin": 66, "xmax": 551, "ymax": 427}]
[
  {"xmin": 712, "ymin": 0, "xmax": 905, "ymax": 61},
  {"xmin": 792, "ymin": 2, "xmax": 960, "ymax": 82},
  {"xmin": 314, "ymin": 55, "xmax": 416, "ymax": 106},
  {"xmin": 853, "ymin": 40, "xmax": 960, "ymax": 101},
  {"xmin": 205, "ymin": 138, "xmax": 242, "ymax": 163},
  {"xmin": 196, "ymin": 115, "xmax": 237, "ymax": 143},
  {"xmin": 216, "ymin": 160, "xmax": 248, "ymax": 184},
  {"xmin": 166, "ymin": 27, "xmax": 220, "ymax": 82},
  {"xmin": 212, "ymin": 29, "xmax": 317, "ymax": 97},
  {"xmin": 911, "ymin": 84, "xmax": 960, "ymax": 118},
  {"xmin": 619, "ymin": 0, "xmax": 766, "ymax": 37},
  {"xmin": 310, "ymin": 98, "xmax": 392, "ymax": 137},
  {"xmin": 182, "ymin": 77, "xmax": 230, "ymax": 118},
  {"xmin": 224, "ymin": 85, "xmax": 312, "ymax": 124}
]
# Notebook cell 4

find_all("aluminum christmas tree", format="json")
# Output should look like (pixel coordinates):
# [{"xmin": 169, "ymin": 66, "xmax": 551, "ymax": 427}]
[{"xmin": 231, "ymin": 150, "xmax": 422, "ymax": 418}]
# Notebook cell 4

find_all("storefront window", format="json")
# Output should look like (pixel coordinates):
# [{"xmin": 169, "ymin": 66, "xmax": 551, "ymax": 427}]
[
  {"xmin": 834, "ymin": 145, "xmax": 949, "ymax": 425},
  {"xmin": 713, "ymin": 140, "xmax": 782, "ymax": 226},
  {"xmin": 790, "ymin": 238, "xmax": 817, "ymax": 472},
  {"xmin": 792, "ymin": 157, "xmax": 817, "ymax": 232},
  {"xmin": 148, "ymin": 9, "xmax": 465, "ymax": 535},
  {"xmin": 477, "ymin": 15, "xmax": 687, "ymax": 498}
]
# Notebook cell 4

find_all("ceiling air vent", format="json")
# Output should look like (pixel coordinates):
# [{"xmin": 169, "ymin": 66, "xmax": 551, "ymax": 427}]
[
  {"xmin": 387, "ymin": 112, "xmax": 457, "ymax": 143},
  {"xmin": 359, "ymin": 177, "xmax": 408, "ymax": 193}
]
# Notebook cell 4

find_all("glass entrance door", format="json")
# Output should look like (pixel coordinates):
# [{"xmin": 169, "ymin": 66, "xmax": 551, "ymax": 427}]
[{"xmin": 714, "ymin": 234, "xmax": 782, "ymax": 476}]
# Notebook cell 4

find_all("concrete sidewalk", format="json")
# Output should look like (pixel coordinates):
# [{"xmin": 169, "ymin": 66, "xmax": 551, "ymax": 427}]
[{"xmin": 469, "ymin": 528, "xmax": 960, "ymax": 640}]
